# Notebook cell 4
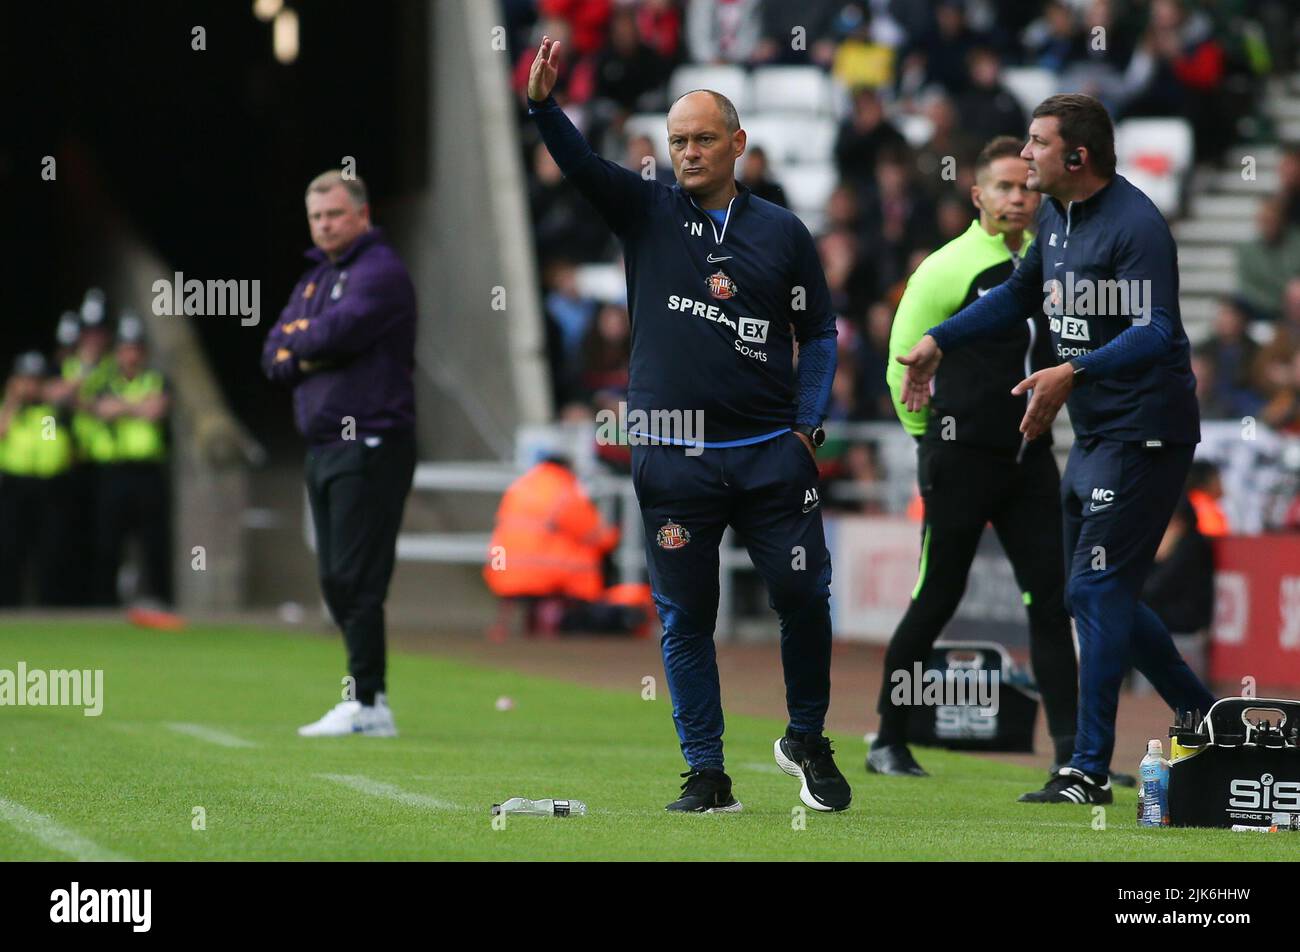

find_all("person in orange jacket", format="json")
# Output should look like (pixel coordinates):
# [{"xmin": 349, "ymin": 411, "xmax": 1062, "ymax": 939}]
[
  {"xmin": 484, "ymin": 456, "xmax": 648, "ymax": 637},
  {"xmin": 485, "ymin": 455, "xmax": 617, "ymax": 600},
  {"xmin": 1186, "ymin": 461, "xmax": 1230, "ymax": 537}
]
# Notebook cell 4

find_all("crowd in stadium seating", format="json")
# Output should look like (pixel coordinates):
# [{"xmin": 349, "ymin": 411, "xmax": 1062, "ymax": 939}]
[
  {"xmin": 0, "ymin": 289, "xmax": 172, "ymax": 607},
  {"xmin": 509, "ymin": 0, "xmax": 1297, "ymax": 518}
]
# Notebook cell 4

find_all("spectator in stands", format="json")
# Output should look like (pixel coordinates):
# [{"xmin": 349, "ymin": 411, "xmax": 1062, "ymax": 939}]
[
  {"xmin": 935, "ymin": 193, "xmax": 972, "ymax": 244},
  {"xmin": 830, "ymin": 2, "xmax": 898, "ymax": 91},
  {"xmin": 1129, "ymin": 0, "xmax": 1234, "ymax": 159},
  {"xmin": 956, "ymin": 47, "xmax": 1028, "ymax": 144},
  {"xmin": 1142, "ymin": 498, "xmax": 1215, "ymax": 636},
  {"xmin": 853, "ymin": 301, "xmax": 896, "ymax": 421},
  {"xmin": 1196, "ymin": 297, "xmax": 1264, "ymax": 419},
  {"xmin": 912, "ymin": 90, "xmax": 981, "ymax": 194},
  {"xmin": 739, "ymin": 145, "xmax": 788, "ymax": 207},
  {"xmin": 911, "ymin": 0, "xmax": 985, "ymax": 96},
  {"xmin": 541, "ymin": 257, "xmax": 599, "ymax": 408},
  {"xmin": 833, "ymin": 87, "xmax": 908, "ymax": 190},
  {"xmin": 1186, "ymin": 461, "xmax": 1230, "ymax": 537},
  {"xmin": 1252, "ymin": 277, "xmax": 1300, "ymax": 416},
  {"xmin": 624, "ymin": 133, "xmax": 675, "ymax": 185},
  {"xmin": 513, "ymin": 18, "xmax": 596, "ymax": 104},
  {"xmin": 818, "ymin": 228, "xmax": 875, "ymax": 321},
  {"xmin": 637, "ymin": 0, "xmax": 684, "ymax": 64},
  {"xmin": 827, "ymin": 360, "xmax": 858, "ymax": 422},
  {"xmin": 754, "ymin": 0, "xmax": 841, "ymax": 67},
  {"xmin": 1278, "ymin": 145, "xmax": 1300, "ymax": 227},
  {"xmin": 1236, "ymin": 197, "xmax": 1300, "ymax": 321},
  {"xmin": 530, "ymin": 140, "xmax": 613, "ymax": 262},
  {"xmin": 1191, "ymin": 350, "xmax": 1234, "ymax": 420},
  {"xmin": 593, "ymin": 6, "xmax": 671, "ymax": 115},
  {"xmin": 539, "ymin": 0, "xmax": 612, "ymax": 60},
  {"xmin": 686, "ymin": 0, "xmax": 764, "ymax": 65},
  {"xmin": 825, "ymin": 181, "xmax": 863, "ymax": 232},
  {"xmin": 859, "ymin": 147, "xmax": 938, "ymax": 294},
  {"xmin": 577, "ymin": 302, "xmax": 631, "ymax": 399},
  {"xmin": 1025, "ymin": 1, "xmax": 1083, "ymax": 75},
  {"xmin": 830, "ymin": 440, "xmax": 885, "ymax": 514},
  {"xmin": 1060, "ymin": 0, "xmax": 1135, "ymax": 110}
]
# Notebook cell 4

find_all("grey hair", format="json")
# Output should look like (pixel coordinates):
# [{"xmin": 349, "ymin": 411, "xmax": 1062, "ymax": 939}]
[
  {"xmin": 671, "ymin": 89, "xmax": 741, "ymax": 134},
  {"xmin": 305, "ymin": 170, "xmax": 369, "ymax": 208}
]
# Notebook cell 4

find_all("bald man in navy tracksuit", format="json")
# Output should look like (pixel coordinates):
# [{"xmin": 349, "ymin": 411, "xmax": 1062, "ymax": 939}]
[
  {"xmin": 900, "ymin": 95, "xmax": 1215, "ymax": 805},
  {"xmin": 528, "ymin": 36, "xmax": 850, "ymax": 813}
]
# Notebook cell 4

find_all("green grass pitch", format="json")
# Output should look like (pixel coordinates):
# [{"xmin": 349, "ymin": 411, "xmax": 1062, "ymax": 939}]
[{"xmin": 0, "ymin": 620, "xmax": 1288, "ymax": 861}]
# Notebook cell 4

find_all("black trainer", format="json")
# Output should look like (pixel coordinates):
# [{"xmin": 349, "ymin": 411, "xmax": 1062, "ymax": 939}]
[
  {"xmin": 774, "ymin": 732, "xmax": 852, "ymax": 812},
  {"xmin": 866, "ymin": 743, "xmax": 929, "ymax": 777},
  {"xmin": 1051, "ymin": 762, "xmax": 1136, "ymax": 788},
  {"xmin": 665, "ymin": 768, "xmax": 743, "ymax": 813},
  {"xmin": 1018, "ymin": 766, "xmax": 1113, "ymax": 804}
]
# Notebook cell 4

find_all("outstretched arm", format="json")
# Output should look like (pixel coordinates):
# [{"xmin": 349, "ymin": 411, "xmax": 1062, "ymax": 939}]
[{"xmin": 527, "ymin": 36, "xmax": 655, "ymax": 235}]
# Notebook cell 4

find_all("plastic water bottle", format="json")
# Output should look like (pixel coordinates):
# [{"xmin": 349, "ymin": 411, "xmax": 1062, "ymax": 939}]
[
  {"xmin": 1138, "ymin": 740, "xmax": 1169, "ymax": 827},
  {"xmin": 491, "ymin": 798, "xmax": 587, "ymax": 817}
]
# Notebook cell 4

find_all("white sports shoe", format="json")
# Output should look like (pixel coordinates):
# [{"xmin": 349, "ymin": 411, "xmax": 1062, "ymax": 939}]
[{"xmin": 297, "ymin": 693, "xmax": 398, "ymax": 737}]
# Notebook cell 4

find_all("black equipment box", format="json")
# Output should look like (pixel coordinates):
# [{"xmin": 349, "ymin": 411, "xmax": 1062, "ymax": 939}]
[
  {"xmin": 902, "ymin": 640, "xmax": 1040, "ymax": 753},
  {"xmin": 1167, "ymin": 697, "xmax": 1300, "ymax": 828}
]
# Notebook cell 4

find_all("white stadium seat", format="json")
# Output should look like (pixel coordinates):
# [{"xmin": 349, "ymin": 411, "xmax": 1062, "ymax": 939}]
[
  {"xmin": 1115, "ymin": 118, "xmax": 1194, "ymax": 216},
  {"xmin": 896, "ymin": 113, "xmax": 935, "ymax": 150},
  {"xmin": 751, "ymin": 66, "xmax": 835, "ymax": 115},
  {"xmin": 742, "ymin": 114, "xmax": 836, "ymax": 165},
  {"xmin": 574, "ymin": 262, "xmax": 627, "ymax": 303},
  {"xmin": 624, "ymin": 112, "xmax": 670, "ymax": 164},
  {"xmin": 1115, "ymin": 117, "xmax": 1194, "ymax": 177},
  {"xmin": 669, "ymin": 65, "xmax": 752, "ymax": 115},
  {"xmin": 1001, "ymin": 66, "xmax": 1057, "ymax": 117},
  {"xmin": 776, "ymin": 161, "xmax": 839, "ymax": 218}
]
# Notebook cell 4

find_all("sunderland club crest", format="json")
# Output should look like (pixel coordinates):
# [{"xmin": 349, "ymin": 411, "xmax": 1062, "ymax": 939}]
[
  {"xmin": 656, "ymin": 519, "xmax": 691, "ymax": 550},
  {"xmin": 706, "ymin": 270, "xmax": 737, "ymax": 300}
]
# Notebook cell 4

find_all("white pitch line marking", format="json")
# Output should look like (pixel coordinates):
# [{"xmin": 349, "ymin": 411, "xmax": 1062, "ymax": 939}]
[
  {"xmin": 0, "ymin": 796, "xmax": 131, "ymax": 862},
  {"xmin": 165, "ymin": 723, "xmax": 258, "ymax": 748},
  {"xmin": 316, "ymin": 773, "xmax": 458, "ymax": 810}
]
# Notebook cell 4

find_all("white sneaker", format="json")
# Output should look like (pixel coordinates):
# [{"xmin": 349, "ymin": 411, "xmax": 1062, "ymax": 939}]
[{"xmin": 297, "ymin": 693, "xmax": 397, "ymax": 737}]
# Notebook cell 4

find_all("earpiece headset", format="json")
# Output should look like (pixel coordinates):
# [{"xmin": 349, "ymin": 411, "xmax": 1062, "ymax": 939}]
[{"xmin": 1064, "ymin": 148, "xmax": 1083, "ymax": 170}]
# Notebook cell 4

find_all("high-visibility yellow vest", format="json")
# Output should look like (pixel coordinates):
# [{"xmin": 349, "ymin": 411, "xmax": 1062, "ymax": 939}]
[
  {"xmin": 0, "ymin": 403, "xmax": 73, "ymax": 477},
  {"xmin": 104, "ymin": 370, "xmax": 167, "ymax": 462},
  {"xmin": 62, "ymin": 355, "xmax": 114, "ymax": 462}
]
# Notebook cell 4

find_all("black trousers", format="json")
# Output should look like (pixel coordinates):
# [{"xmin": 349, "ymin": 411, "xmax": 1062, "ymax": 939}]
[
  {"xmin": 305, "ymin": 433, "xmax": 415, "ymax": 706},
  {"xmin": 95, "ymin": 461, "xmax": 173, "ymax": 606},
  {"xmin": 876, "ymin": 439, "xmax": 1079, "ymax": 763},
  {"xmin": 0, "ymin": 472, "xmax": 78, "ymax": 606}
]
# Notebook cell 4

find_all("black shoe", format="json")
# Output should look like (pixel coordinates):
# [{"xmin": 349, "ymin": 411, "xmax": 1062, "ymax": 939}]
[
  {"xmin": 665, "ymin": 768, "xmax": 743, "ymax": 813},
  {"xmin": 774, "ymin": 733, "xmax": 852, "ymax": 812},
  {"xmin": 866, "ymin": 743, "xmax": 929, "ymax": 777},
  {"xmin": 1019, "ymin": 766, "xmax": 1113, "ymax": 804},
  {"xmin": 1050, "ymin": 762, "xmax": 1136, "ymax": 788}
]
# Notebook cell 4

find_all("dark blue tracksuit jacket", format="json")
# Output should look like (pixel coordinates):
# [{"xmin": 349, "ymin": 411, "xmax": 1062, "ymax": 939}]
[
  {"xmin": 530, "ymin": 96, "xmax": 839, "ymax": 769},
  {"xmin": 929, "ymin": 174, "xmax": 1199, "ymax": 444},
  {"xmin": 528, "ymin": 96, "xmax": 836, "ymax": 444},
  {"xmin": 928, "ymin": 175, "xmax": 1213, "ymax": 778}
]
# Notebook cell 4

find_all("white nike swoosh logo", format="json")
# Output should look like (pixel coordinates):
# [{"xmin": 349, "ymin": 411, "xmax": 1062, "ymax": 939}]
[
  {"xmin": 1089, "ymin": 503, "xmax": 1113, "ymax": 512},
  {"xmin": 1054, "ymin": 261, "xmax": 1064, "ymax": 268},
  {"xmin": 706, "ymin": 254, "xmax": 732, "ymax": 263},
  {"xmin": 976, "ymin": 287, "xmax": 990, "ymax": 297}
]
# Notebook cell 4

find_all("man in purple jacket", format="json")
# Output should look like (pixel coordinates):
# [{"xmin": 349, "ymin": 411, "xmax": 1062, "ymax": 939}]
[{"xmin": 262, "ymin": 170, "xmax": 417, "ymax": 737}]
